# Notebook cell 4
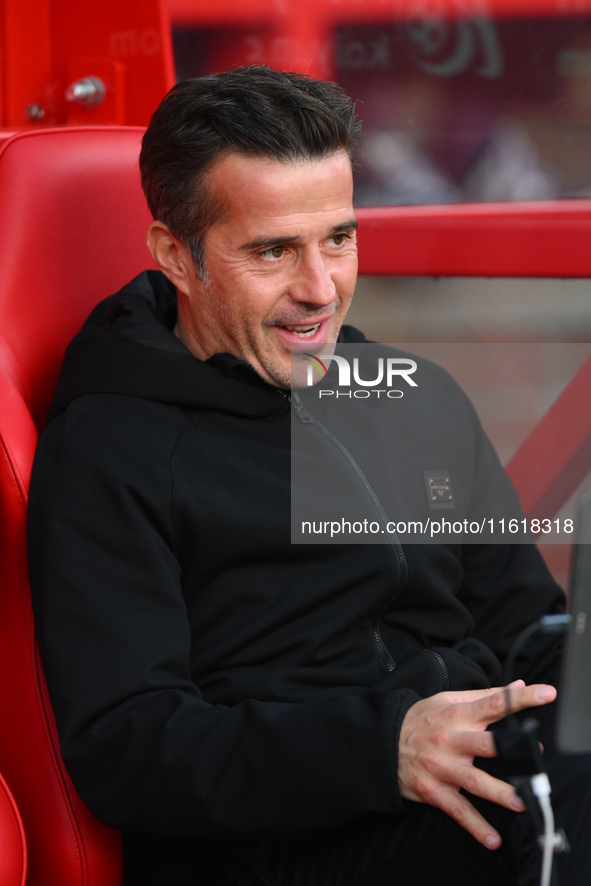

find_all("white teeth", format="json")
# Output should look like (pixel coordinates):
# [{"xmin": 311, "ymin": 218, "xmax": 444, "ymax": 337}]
[{"xmin": 283, "ymin": 323, "xmax": 321, "ymax": 338}]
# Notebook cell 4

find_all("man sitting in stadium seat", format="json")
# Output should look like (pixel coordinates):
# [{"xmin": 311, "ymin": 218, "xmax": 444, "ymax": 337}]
[{"xmin": 28, "ymin": 66, "xmax": 590, "ymax": 886}]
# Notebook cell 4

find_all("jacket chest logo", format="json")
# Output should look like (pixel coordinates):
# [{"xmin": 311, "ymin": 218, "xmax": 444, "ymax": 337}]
[{"xmin": 424, "ymin": 471, "xmax": 454, "ymax": 510}]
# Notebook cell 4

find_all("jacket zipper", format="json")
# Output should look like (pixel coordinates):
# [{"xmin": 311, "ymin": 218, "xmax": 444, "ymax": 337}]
[
  {"xmin": 426, "ymin": 649, "xmax": 450, "ymax": 691},
  {"xmin": 292, "ymin": 391, "xmax": 407, "ymax": 673}
]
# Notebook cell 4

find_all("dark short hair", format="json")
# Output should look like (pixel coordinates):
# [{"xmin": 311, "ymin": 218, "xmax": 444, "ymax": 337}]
[{"xmin": 140, "ymin": 65, "xmax": 362, "ymax": 274}]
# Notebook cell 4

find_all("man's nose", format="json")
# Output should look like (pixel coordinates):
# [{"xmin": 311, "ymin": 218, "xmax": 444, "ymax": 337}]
[{"xmin": 289, "ymin": 251, "xmax": 337, "ymax": 305}]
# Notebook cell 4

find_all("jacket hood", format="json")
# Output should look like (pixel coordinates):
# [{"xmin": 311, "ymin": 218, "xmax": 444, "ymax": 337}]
[{"xmin": 47, "ymin": 270, "xmax": 366, "ymax": 424}]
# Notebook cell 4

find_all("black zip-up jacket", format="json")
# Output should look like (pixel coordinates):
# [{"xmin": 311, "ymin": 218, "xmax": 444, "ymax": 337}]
[{"xmin": 28, "ymin": 271, "xmax": 565, "ymax": 853}]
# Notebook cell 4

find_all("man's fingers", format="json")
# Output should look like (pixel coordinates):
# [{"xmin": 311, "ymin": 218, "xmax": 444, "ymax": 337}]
[
  {"xmin": 450, "ymin": 726, "xmax": 543, "ymax": 761},
  {"xmin": 398, "ymin": 683, "xmax": 555, "ymax": 849},
  {"xmin": 442, "ymin": 683, "xmax": 556, "ymax": 726},
  {"xmin": 422, "ymin": 764, "xmax": 527, "ymax": 848},
  {"xmin": 441, "ymin": 680, "xmax": 526, "ymax": 707},
  {"xmin": 453, "ymin": 762, "xmax": 524, "ymax": 814},
  {"xmin": 470, "ymin": 683, "xmax": 556, "ymax": 724},
  {"xmin": 449, "ymin": 729, "xmax": 498, "ymax": 759},
  {"xmin": 424, "ymin": 736, "xmax": 526, "ymax": 813},
  {"xmin": 419, "ymin": 780, "xmax": 503, "ymax": 850}
]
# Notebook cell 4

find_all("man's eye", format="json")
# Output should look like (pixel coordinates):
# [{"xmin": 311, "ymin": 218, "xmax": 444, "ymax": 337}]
[
  {"xmin": 260, "ymin": 245, "xmax": 286, "ymax": 261},
  {"xmin": 330, "ymin": 232, "xmax": 353, "ymax": 246}
]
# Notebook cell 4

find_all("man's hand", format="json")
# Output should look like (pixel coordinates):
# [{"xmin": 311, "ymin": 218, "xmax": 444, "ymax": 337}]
[{"xmin": 398, "ymin": 680, "xmax": 557, "ymax": 849}]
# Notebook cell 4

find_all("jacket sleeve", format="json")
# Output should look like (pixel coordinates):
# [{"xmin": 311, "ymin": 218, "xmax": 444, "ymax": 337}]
[{"xmin": 28, "ymin": 397, "xmax": 417, "ymax": 842}]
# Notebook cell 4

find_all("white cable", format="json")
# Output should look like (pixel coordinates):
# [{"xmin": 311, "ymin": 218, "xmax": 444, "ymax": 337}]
[{"xmin": 530, "ymin": 773, "xmax": 555, "ymax": 886}]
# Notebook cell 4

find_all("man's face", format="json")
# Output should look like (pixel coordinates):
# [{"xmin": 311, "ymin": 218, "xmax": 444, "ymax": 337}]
[{"xmin": 174, "ymin": 150, "xmax": 358, "ymax": 388}]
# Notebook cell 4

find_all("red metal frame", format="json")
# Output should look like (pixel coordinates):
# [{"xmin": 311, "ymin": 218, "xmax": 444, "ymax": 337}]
[
  {"xmin": 0, "ymin": 0, "xmax": 174, "ymax": 128},
  {"xmin": 356, "ymin": 201, "xmax": 591, "ymax": 278}
]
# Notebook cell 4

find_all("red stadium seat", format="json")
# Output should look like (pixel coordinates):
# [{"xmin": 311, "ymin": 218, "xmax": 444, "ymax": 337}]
[
  {"xmin": 0, "ymin": 772, "xmax": 26, "ymax": 886},
  {"xmin": 0, "ymin": 126, "xmax": 155, "ymax": 886}
]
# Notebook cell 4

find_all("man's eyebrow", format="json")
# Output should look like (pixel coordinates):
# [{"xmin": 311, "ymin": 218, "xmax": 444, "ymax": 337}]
[
  {"xmin": 334, "ymin": 218, "xmax": 359, "ymax": 234},
  {"xmin": 239, "ymin": 219, "xmax": 359, "ymax": 252}
]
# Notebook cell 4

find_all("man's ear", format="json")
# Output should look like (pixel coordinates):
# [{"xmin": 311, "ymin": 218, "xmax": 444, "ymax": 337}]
[{"xmin": 147, "ymin": 221, "xmax": 196, "ymax": 296}]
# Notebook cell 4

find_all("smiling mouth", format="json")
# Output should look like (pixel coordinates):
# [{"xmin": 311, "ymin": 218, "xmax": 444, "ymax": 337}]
[{"xmin": 281, "ymin": 323, "xmax": 321, "ymax": 338}]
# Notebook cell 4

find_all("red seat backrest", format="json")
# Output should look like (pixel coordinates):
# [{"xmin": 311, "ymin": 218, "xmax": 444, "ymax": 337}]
[
  {"xmin": 0, "ymin": 126, "xmax": 155, "ymax": 886},
  {"xmin": 0, "ymin": 126, "xmax": 155, "ymax": 427}
]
